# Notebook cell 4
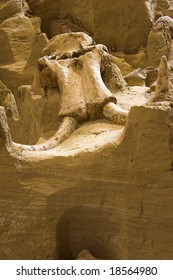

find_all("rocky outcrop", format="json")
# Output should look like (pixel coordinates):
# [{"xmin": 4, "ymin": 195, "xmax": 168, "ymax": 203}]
[
  {"xmin": 27, "ymin": 0, "xmax": 155, "ymax": 53},
  {"xmin": 153, "ymin": 56, "xmax": 170, "ymax": 101},
  {"xmin": 27, "ymin": 0, "xmax": 60, "ymax": 19},
  {"xmin": 0, "ymin": 32, "xmax": 129, "ymax": 154},
  {"xmin": 0, "ymin": 0, "xmax": 173, "ymax": 261},
  {"xmin": 75, "ymin": 250, "xmax": 97, "ymax": 260},
  {"xmin": 0, "ymin": 81, "xmax": 19, "ymax": 121},
  {"xmin": 0, "ymin": 102, "xmax": 173, "ymax": 260},
  {"xmin": 156, "ymin": 0, "xmax": 173, "ymax": 18},
  {"xmin": 0, "ymin": 0, "xmax": 48, "ymax": 92},
  {"xmin": 146, "ymin": 16, "xmax": 173, "ymax": 66}
]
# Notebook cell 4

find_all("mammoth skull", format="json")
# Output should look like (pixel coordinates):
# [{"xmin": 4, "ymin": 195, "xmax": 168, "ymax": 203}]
[{"xmin": 0, "ymin": 32, "xmax": 128, "ymax": 154}]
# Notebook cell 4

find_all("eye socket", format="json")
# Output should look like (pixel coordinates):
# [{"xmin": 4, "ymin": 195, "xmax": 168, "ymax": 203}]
[{"xmin": 38, "ymin": 63, "xmax": 45, "ymax": 71}]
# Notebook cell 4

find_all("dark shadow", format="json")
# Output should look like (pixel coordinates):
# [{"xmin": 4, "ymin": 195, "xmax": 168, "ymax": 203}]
[{"xmin": 56, "ymin": 206, "xmax": 120, "ymax": 260}]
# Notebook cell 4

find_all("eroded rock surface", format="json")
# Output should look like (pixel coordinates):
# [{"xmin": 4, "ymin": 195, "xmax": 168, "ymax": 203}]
[
  {"xmin": 0, "ymin": 0, "xmax": 48, "ymax": 92},
  {"xmin": 146, "ymin": 15, "xmax": 173, "ymax": 66},
  {"xmin": 0, "ymin": 0, "xmax": 173, "ymax": 261},
  {"xmin": 0, "ymin": 32, "xmax": 129, "ymax": 153},
  {"xmin": 27, "ymin": 0, "xmax": 155, "ymax": 53},
  {"xmin": 1, "ymin": 103, "xmax": 173, "ymax": 260}
]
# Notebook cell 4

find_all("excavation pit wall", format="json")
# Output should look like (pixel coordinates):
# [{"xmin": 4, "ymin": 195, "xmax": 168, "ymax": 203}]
[{"xmin": 0, "ymin": 105, "xmax": 173, "ymax": 259}]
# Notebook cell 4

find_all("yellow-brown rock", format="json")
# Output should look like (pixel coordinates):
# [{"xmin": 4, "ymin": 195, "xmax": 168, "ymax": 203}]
[
  {"xmin": 27, "ymin": 0, "xmax": 156, "ymax": 53},
  {"xmin": 0, "ymin": 0, "xmax": 173, "ymax": 262},
  {"xmin": 146, "ymin": 16, "xmax": 173, "ymax": 67},
  {"xmin": 0, "ymin": 103, "xmax": 173, "ymax": 260},
  {"xmin": 0, "ymin": 0, "xmax": 48, "ymax": 92}
]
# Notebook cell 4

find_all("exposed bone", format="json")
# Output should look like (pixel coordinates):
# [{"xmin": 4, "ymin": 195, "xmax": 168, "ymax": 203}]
[
  {"xmin": 153, "ymin": 16, "xmax": 173, "ymax": 34},
  {"xmin": 0, "ymin": 81, "xmax": 19, "ymax": 121},
  {"xmin": 39, "ymin": 43, "xmax": 118, "ymax": 121},
  {"xmin": 0, "ymin": 32, "xmax": 129, "ymax": 155},
  {"xmin": 41, "ymin": 32, "xmax": 94, "ymax": 56},
  {"xmin": 0, "ymin": 105, "xmax": 78, "ymax": 153},
  {"xmin": 103, "ymin": 102, "xmax": 128, "ymax": 125},
  {"xmin": 13, "ymin": 116, "xmax": 78, "ymax": 152}
]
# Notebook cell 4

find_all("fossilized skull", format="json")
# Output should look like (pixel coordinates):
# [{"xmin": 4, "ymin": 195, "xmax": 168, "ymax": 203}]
[{"xmin": 0, "ymin": 32, "xmax": 128, "ymax": 154}]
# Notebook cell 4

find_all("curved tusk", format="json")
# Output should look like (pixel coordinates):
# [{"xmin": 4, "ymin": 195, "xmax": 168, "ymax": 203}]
[
  {"xmin": 103, "ymin": 102, "xmax": 128, "ymax": 125},
  {"xmin": 0, "ymin": 106, "xmax": 78, "ymax": 153}
]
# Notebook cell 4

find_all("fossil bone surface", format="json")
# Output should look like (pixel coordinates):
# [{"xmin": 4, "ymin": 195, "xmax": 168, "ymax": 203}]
[
  {"xmin": 0, "ymin": 32, "xmax": 128, "ymax": 154},
  {"xmin": 1, "ymin": 1, "xmax": 173, "ymax": 261}
]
